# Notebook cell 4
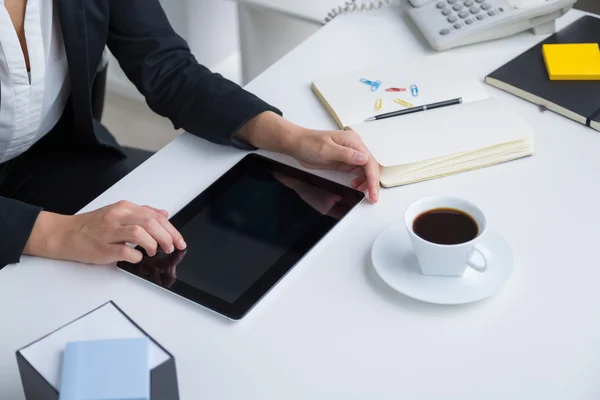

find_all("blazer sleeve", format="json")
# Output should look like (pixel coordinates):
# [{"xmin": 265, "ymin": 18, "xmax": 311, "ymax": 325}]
[
  {"xmin": 106, "ymin": 0, "xmax": 281, "ymax": 149},
  {"xmin": 0, "ymin": 197, "xmax": 42, "ymax": 269}
]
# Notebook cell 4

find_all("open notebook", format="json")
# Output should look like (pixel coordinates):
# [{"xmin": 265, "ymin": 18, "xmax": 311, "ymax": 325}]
[{"xmin": 311, "ymin": 56, "xmax": 535, "ymax": 187}]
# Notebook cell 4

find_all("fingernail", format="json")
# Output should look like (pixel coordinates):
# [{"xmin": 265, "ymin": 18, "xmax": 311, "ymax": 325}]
[
  {"xmin": 178, "ymin": 239, "xmax": 187, "ymax": 249},
  {"xmin": 353, "ymin": 152, "xmax": 367, "ymax": 163},
  {"xmin": 168, "ymin": 245, "xmax": 174, "ymax": 254}
]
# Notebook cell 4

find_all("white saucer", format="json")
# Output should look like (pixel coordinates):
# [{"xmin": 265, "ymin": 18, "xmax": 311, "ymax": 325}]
[{"xmin": 371, "ymin": 220, "xmax": 514, "ymax": 305}]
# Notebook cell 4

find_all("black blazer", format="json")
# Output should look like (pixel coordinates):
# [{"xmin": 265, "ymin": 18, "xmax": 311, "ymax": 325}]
[{"xmin": 0, "ymin": 0, "xmax": 280, "ymax": 268}]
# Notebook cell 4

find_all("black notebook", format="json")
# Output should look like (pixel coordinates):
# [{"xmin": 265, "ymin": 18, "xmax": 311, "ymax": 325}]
[{"xmin": 485, "ymin": 16, "xmax": 600, "ymax": 132}]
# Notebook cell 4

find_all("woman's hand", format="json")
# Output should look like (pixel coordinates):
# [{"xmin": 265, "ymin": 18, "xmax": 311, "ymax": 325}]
[
  {"xmin": 24, "ymin": 201, "xmax": 187, "ymax": 264},
  {"xmin": 286, "ymin": 129, "xmax": 380, "ymax": 202},
  {"xmin": 236, "ymin": 112, "xmax": 381, "ymax": 202}
]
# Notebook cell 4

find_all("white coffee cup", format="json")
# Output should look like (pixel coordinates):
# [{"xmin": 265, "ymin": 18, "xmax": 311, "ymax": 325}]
[{"xmin": 405, "ymin": 196, "xmax": 490, "ymax": 277}]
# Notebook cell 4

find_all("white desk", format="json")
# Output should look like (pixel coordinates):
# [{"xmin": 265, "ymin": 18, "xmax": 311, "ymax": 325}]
[{"xmin": 2, "ymin": 8, "xmax": 600, "ymax": 400}]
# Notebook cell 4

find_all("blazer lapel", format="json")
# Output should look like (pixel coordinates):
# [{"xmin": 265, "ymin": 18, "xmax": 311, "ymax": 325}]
[{"xmin": 57, "ymin": 0, "xmax": 93, "ymax": 134}]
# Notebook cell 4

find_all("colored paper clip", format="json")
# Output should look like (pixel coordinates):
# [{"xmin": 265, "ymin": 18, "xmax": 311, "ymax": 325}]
[
  {"xmin": 385, "ymin": 87, "xmax": 407, "ymax": 92},
  {"xmin": 394, "ymin": 98, "xmax": 413, "ymax": 108},
  {"xmin": 360, "ymin": 78, "xmax": 381, "ymax": 91},
  {"xmin": 410, "ymin": 84, "xmax": 419, "ymax": 97},
  {"xmin": 375, "ymin": 98, "xmax": 383, "ymax": 111}
]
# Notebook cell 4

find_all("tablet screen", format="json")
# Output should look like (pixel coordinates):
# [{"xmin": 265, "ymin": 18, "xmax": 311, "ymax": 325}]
[{"xmin": 118, "ymin": 154, "xmax": 364, "ymax": 319}]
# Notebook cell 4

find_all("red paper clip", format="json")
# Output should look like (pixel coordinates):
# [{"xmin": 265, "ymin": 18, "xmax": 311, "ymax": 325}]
[{"xmin": 385, "ymin": 87, "xmax": 406, "ymax": 92}]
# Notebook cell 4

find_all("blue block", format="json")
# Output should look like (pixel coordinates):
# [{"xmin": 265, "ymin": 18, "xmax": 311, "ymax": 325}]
[{"xmin": 59, "ymin": 337, "xmax": 150, "ymax": 400}]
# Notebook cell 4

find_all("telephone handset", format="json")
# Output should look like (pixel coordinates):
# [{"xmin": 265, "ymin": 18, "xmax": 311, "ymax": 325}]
[{"xmin": 325, "ymin": 0, "xmax": 577, "ymax": 50}]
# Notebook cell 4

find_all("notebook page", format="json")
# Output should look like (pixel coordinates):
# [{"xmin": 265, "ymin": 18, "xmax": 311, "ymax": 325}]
[
  {"xmin": 312, "ymin": 54, "xmax": 489, "ymax": 128},
  {"xmin": 350, "ymin": 98, "xmax": 534, "ymax": 167},
  {"xmin": 381, "ymin": 140, "xmax": 533, "ymax": 186}
]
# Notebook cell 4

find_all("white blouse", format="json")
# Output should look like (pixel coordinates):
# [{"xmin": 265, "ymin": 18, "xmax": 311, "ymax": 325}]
[{"xmin": 0, "ymin": 0, "xmax": 70, "ymax": 163}]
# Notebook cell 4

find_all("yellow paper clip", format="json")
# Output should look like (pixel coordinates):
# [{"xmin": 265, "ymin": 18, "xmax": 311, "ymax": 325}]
[
  {"xmin": 394, "ymin": 98, "xmax": 413, "ymax": 108},
  {"xmin": 375, "ymin": 98, "xmax": 383, "ymax": 111}
]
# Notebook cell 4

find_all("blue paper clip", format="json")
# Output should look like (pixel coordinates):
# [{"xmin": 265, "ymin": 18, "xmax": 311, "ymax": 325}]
[
  {"xmin": 360, "ymin": 78, "xmax": 381, "ymax": 92},
  {"xmin": 410, "ymin": 84, "xmax": 419, "ymax": 97}
]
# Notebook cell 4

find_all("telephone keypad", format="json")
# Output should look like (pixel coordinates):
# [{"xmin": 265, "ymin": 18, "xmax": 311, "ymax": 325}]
[{"xmin": 437, "ymin": 0, "xmax": 506, "ymax": 35}]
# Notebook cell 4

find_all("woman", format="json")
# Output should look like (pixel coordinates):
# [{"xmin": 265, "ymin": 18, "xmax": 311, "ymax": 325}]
[{"xmin": 0, "ymin": 0, "xmax": 379, "ymax": 268}]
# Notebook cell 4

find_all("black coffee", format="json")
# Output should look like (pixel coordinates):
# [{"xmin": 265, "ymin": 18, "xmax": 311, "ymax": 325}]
[{"xmin": 413, "ymin": 208, "xmax": 478, "ymax": 245}]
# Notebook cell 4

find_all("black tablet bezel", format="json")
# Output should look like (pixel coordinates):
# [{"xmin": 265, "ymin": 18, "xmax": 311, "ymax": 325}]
[{"xmin": 117, "ymin": 154, "xmax": 365, "ymax": 320}]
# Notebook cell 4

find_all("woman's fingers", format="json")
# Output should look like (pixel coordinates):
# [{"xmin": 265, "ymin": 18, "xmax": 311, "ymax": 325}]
[
  {"xmin": 363, "ymin": 158, "xmax": 380, "ymax": 203},
  {"xmin": 151, "ymin": 210, "xmax": 186, "ymax": 251},
  {"xmin": 108, "ymin": 203, "xmax": 185, "ymax": 255},
  {"xmin": 141, "ymin": 206, "xmax": 186, "ymax": 250},
  {"xmin": 117, "ymin": 225, "xmax": 159, "ymax": 256},
  {"xmin": 352, "ymin": 175, "xmax": 366, "ymax": 189},
  {"xmin": 332, "ymin": 131, "xmax": 380, "ymax": 202},
  {"xmin": 357, "ymin": 181, "xmax": 369, "ymax": 193},
  {"xmin": 121, "ymin": 210, "xmax": 175, "ymax": 254},
  {"xmin": 110, "ymin": 244, "xmax": 143, "ymax": 264},
  {"xmin": 142, "ymin": 205, "xmax": 169, "ymax": 218}
]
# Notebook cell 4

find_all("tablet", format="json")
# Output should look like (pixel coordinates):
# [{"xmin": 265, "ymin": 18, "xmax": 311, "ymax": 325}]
[{"xmin": 117, "ymin": 154, "xmax": 365, "ymax": 319}]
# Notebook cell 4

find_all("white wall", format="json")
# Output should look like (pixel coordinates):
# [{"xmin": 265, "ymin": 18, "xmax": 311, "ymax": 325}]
[
  {"xmin": 238, "ymin": 3, "xmax": 322, "ymax": 84},
  {"xmin": 107, "ymin": 0, "xmax": 240, "ymax": 101}
]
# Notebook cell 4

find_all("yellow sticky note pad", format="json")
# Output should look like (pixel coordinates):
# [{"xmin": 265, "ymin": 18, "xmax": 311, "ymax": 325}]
[{"xmin": 543, "ymin": 43, "xmax": 600, "ymax": 81}]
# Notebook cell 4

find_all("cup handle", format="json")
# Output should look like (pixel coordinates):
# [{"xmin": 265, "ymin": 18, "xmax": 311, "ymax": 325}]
[{"xmin": 467, "ymin": 244, "xmax": 490, "ymax": 273}]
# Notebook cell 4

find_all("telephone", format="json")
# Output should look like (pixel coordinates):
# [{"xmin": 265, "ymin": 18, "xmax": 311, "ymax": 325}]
[
  {"xmin": 325, "ymin": 0, "xmax": 578, "ymax": 50},
  {"xmin": 325, "ymin": 1, "xmax": 400, "ymax": 22}
]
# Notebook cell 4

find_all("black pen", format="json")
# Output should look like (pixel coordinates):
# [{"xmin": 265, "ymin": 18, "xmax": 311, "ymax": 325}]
[{"xmin": 365, "ymin": 97, "xmax": 463, "ymax": 122}]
